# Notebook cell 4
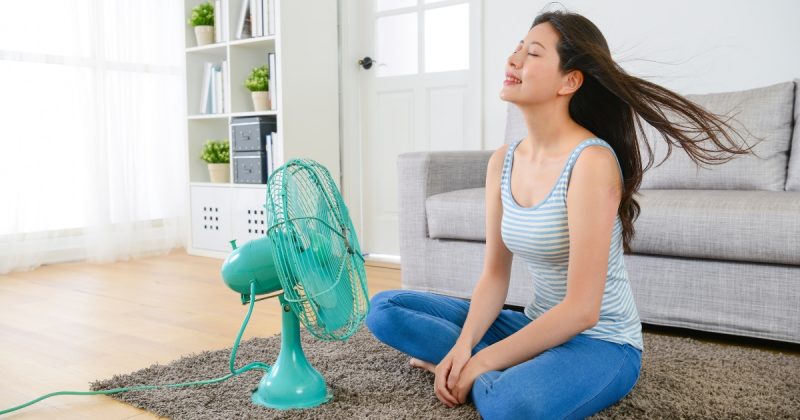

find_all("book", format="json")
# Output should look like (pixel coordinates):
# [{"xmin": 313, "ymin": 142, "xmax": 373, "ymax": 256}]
[
  {"xmin": 200, "ymin": 62, "xmax": 213, "ymax": 114},
  {"xmin": 263, "ymin": 0, "xmax": 270, "ymax": 36},
  {"xmin": 214, "ymin": 64, "xmax": 225, "ymax": 113},
  {"xmin": 251, "ymin": 0, "xmax": 260, "ymax": 37},
  {"xmin": 265, "ymin": 133, "xmax": 273, "ymax": 177},
  {"xmin": 214, "ymin": 0, "xmax": 221, "ymax": 43},
  {"xmin": 267, "ymin": 0, "xmax": 275, "ymax": 35},
  {"xmin": 236, "ymin": 0, "xmax": 251, "ymax": 39},
  {"xmin": 271, "ymin": 131, "xmax": 283, "ymax": 169},
  {"xmin": 259, "ymin": 0, "xmax": 265, "ymax": 37},
  {"xmin": 268, "ymin": 52, "xmax": 276, "ymax": 110},
  {"xmin": 209, "ymin": 64, "xmax": 217, "ymax": 113},
  {"xmin": 222, "ymin": 60, "xmax": 229, "ymax": 113},
  {"xmin": 221, "ymin": 0, "xmax": 229, "ymax": 42}
]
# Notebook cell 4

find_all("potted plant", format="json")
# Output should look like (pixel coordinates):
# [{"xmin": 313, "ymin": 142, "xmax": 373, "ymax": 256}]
[
  {"xmin": 188, "ymin": 1, "xmax": 215, "ymax": 46},
  {"xmin": 201, "ymin": 139, "xmax": 230, "ymax": 183},
  {"xmin": 245, "ymin": 64, "xmax": 270, "ymax": 111}
]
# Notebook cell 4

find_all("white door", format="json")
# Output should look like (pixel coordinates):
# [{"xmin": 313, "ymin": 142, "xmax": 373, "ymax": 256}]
[{"xmin": 340, "ymin": 0, "xmax": 482, "ymax": 260}]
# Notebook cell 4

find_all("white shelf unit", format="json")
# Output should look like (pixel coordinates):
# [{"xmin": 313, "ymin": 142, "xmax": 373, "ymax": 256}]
[{"xmin": 183, "ymin": 0, "xmax": 341, "ymax": 259}]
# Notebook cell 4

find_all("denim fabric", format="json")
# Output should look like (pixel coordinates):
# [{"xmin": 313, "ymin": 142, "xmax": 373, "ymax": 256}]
[{"xmin": 365, "ymin": 289, "xmax": 642, "ymax": 419}]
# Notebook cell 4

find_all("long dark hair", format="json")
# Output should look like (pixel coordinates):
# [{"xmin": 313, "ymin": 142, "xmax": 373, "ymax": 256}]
[{"xmin": 531, "ymin": 8, "xmax": 758, "ymax": 254}]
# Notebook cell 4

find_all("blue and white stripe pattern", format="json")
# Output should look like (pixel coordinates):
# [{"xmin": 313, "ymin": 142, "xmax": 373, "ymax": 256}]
[{"xmin": 501, "ymin": 138, "xmax": 644, "ymax": 351}]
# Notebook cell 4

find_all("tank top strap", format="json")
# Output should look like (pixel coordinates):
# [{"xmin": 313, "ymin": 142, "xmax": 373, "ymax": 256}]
[
  {"xmin": 501, "ymin": 139, "xmax": 524, "ymax": 186},
  {"xmin": 553, "ymin": 138, "xmax": 623, "ymax": 203}
]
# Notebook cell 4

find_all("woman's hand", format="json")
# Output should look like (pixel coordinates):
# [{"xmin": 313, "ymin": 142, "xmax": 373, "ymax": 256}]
[
  {"xmin": 450, "ymin": 355, "xmax": 488, "ymax": 404},
  {"xmin": 434, "ymin": 340, "xmax": 473, "ymax": 408}
]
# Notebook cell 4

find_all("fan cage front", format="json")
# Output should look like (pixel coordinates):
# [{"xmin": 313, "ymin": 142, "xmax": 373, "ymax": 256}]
[{"xmin": 265, "ymin": 158, "xmax": 369, "ymax": 341}]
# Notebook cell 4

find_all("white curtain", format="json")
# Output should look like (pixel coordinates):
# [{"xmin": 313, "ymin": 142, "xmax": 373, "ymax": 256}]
[{"xmin": 0, "ymin": 0, "xmax": 189, "ymax": 274}]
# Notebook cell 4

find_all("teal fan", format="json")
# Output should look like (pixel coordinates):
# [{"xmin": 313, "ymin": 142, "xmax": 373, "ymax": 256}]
[{"xmin": 221, "ymin": 158, "xmax": 370, "ymax": 410}]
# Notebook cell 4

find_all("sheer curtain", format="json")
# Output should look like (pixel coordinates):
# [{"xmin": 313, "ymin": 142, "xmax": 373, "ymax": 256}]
[{"xmin": 0, "ymin": 0, "xmax": 189, "ymax": 274}]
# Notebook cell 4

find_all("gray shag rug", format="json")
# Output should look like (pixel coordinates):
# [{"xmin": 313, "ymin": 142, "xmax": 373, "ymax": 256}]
[{"xmin": 90, "ymin": 326, "xmax": 800, "ymax": 419}]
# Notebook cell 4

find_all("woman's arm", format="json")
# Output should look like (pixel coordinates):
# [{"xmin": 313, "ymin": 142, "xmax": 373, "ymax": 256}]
[
  {"xmin": 471, "ymin": 145, "xmax": 622, "ymax": 372},
  {"xmin": 456, "ymin": 145, "xmax": 514, "ymax": 348}
]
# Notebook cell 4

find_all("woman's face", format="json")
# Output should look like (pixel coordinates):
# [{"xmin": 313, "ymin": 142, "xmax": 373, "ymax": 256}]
[{"xmin": 500, "ymin": 22, "xmax": 566, "ymax": 106}]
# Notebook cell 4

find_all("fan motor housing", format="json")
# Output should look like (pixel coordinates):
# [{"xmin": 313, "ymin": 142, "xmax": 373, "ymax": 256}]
[{"xmin": 221, "ymin": 236, "xmax": 282, "ymax": 298}]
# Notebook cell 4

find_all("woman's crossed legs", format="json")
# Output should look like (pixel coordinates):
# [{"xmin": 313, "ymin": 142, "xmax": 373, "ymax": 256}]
[{"xmin": 365, "ymin": 289, "xmax": 642, "ymax": 420}]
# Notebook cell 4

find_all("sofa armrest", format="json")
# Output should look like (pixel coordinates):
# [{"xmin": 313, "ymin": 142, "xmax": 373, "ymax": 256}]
[
  {"xmin": 398, "ymin": 150, "xmax": 494, "ymax": 199},
  {"xmin": 397, "ymin": 150, "xmax": 492, "ymax": 262}
]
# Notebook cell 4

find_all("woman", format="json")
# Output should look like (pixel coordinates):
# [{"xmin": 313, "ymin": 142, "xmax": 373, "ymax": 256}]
[{"xmin": 365, "ymin": 7, "xmax": 753, "ymax": 419}]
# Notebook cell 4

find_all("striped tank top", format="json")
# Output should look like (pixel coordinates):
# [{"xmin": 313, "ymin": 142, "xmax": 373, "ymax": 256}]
[{"xmin": 500, "ymin": 137, "xmax": 643, "ymax": 351}]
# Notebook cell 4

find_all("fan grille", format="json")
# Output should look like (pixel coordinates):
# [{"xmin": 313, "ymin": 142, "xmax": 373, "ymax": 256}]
[{"xmin": 265, "ymin": 158, "xmax": 369, "ymax": 341}]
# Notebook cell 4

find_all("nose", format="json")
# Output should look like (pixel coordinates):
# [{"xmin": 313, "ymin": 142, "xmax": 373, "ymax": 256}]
[{"xmin": 507, "ymin": 49, "xmax": 523, "ymax": 69}]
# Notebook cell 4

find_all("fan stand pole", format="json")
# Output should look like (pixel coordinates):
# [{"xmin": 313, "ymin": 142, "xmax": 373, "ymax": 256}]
[{"xmin": 251, "ymin": 293, "xmax": 333, "ymax": 409}]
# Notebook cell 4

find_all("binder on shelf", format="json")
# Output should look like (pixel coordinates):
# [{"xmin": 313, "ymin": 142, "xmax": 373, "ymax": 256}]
[
  {"xmin": 271, "ymin": 131, "xmax": 283, "ymax": 169},
  {"xmin": 265, "ymin": 133, "xmax": 273, "ymax": 176},
  {"xmin": 214, "ymin": 0, "xmax": 221, "ymax": 43},
  {"xmin": 200, "ymin": 62, "xmax": 213, "ymax": 114},
  {"xmin": 268, "ymin": 52, "xmax": 276, "ymax": 110},
  {"xmin": 221, "ymin": 0, "xmax": 229, "ymax": 42},
  {"xmin": 262, "ymin": 0, "xmax": 269, "ymax": 36},
  {"xmin": 214, "ymin": 64, "xmax": 223, "ymax": 113},
  {"xmin": 251, "ymin": 0, "xmax": 260, "ymax": 37},
  {"xmin": 267, "ymin": 0, "xmax": 275, "ymax": 36},
  {"xmin": 235, "ymin": 0, "xmax": 272, "ymax": 39},
  {"xmin": 222, "ymin": 60, "xmax": 230, "ymax": 113},
  {"xmin": 199, "ymin": 62, "xmax": 227, "ymax": 114},
  {"xmin": 210, "ymin": 64, "xmax": 217, "ymax": 113},
  {"xmin": 236, "ymin": 0, "xmax": 252, "ymax": 39}
]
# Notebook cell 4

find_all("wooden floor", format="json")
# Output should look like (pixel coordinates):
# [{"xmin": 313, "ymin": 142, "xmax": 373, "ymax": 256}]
[
  {"xmin": 0, "ymin": 249, "xmax": 796, "ymax": 419},
  {"xmin": 0, "ymin": 249, "xmax": 399, "ymax": 419}
]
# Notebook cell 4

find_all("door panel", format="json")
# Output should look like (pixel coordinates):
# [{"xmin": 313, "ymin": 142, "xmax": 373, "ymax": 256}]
[{"xmin": 342, "ymin": 0, "xmax": 482, "ymax": 258}]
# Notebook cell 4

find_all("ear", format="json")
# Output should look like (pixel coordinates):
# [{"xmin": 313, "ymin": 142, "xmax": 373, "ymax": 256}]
[{"xmin": 558, "ymin": 69, "xmax": 583, "ymax": 95}]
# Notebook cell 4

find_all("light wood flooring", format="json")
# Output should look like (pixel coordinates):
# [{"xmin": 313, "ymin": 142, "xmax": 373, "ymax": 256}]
[
  {"xmin": 0, "ymin": 249, "xmax": 796, "ymax": 419},
  {"xmin": 0, "ymin": 249, "xmax": 398, "ymax": 419}
]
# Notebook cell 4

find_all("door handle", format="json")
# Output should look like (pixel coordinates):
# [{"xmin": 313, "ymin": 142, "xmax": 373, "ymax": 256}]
[
  {"xmin": 358, "ymin": 56, "xmax": 374, "ymax": 70},
  {"xmin": 359, "ymin": 56, "xmax": 386, "ymax": 70}
]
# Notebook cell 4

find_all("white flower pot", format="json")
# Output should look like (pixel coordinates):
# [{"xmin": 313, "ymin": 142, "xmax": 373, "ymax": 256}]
[
  {"xmin": 208, "ymin": 163, "xmax": 230, "ymax": 183},
  {"xmin": 194, "ymin": 25, "xmax": 215, "ymax": 46},
  {"xmin": 251, "ymin": 91, "xmax": 271, "ymax": 111}
]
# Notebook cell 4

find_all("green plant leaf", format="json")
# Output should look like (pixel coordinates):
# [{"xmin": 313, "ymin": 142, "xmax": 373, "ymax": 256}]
[
  {"xmin": 244, "ymin": 64, "xmax": 270, "ymax": 92},
  {"xmin": 200, "ymin": 139, "xmax": 230, "ymax": 163},
  {"xmin": 188, "ymin": 1, "xmax": 215, "ymax": 26}
]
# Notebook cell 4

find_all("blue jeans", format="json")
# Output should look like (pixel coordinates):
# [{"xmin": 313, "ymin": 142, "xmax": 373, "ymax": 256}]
[{"xmin": 365, "ymin": 289, "xmax": 643, "ymax": 420}]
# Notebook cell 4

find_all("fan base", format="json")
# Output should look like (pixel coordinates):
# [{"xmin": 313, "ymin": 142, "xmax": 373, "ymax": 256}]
[
  {"xmin": 250, "ymin": 293, "xmax": 335, "ymax": 410},
  {"xmin": 252, "ymin": 386, "xmax": 333, "ymax": 410}
]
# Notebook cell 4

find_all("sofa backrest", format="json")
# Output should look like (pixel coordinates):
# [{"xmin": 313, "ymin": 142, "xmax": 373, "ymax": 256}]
[
  {"xmin": 638, "ymin": 80, "xmax": 795, "ymax": 191},
  {"xmin": 501, "ymin": 80, "xmax": 798, "ymax": 191},
  {"xmin": 786, "ymin": 78, "xmax": 800, "ymax": 191},
  {"xmin": 503, "ymin": 101, "xmax": 527, "ymax": 146}
]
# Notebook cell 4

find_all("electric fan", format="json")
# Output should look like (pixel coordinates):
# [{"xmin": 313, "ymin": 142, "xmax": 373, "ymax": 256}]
[{"xmin": 221, "ymin": 157, "xmax": 370, "ymax": 410}]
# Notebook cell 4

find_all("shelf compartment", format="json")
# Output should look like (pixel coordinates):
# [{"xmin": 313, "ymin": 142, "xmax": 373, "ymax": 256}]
[
  {"xmin": 229, "ymin": 42, "xmax": 276, "ymax": 114},
  {"xmin": 186, "ymin": 50, "xmax": 229, "ymax": 116},
  {"xmin": 187, "ymin": 118, "xmax": 231, "ymax": 183}
]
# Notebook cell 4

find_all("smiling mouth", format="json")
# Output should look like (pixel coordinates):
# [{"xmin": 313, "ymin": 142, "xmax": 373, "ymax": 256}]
[{"xmin": 504, "ymin": 76, "xmax": 522, "ymax": 84}]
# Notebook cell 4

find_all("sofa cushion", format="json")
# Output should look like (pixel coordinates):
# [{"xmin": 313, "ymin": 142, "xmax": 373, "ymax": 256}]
[
  {"xmin": 630, "ymin": 189, "xmax": 800, "ymax": 265},
  {"xmin": 428, "ymin": 187, "xmax": 800, "ymax": 266},
  {"xmin": 426, "ymin": 187, "xmax": 485, "ymax": 241},
  {"xmin": 786, "ymin": 78, "xmax": 800, "ymax": 191},
  {"xmin": 639, "ymin": 81, "xmax": 795, "ymax": 191}
]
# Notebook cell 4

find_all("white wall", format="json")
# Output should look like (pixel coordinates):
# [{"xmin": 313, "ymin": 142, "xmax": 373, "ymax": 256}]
[{"xmin": 482, "ymin": 0, "xmax": 800, "ymax": 150}]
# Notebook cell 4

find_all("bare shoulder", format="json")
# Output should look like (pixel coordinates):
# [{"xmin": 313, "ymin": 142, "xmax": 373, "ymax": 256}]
[
  {"xmin": 487, "ymin": 143, "xmax": 510, "ymax": 174},
  {"xmin": 570, "ymin": 143, "xmax": 623, "ymax": 191}
]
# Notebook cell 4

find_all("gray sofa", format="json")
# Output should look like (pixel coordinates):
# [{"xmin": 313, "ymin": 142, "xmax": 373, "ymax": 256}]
[{"xmin": 397, "ymin": 79, "xmax": 800, "ymax": 345}]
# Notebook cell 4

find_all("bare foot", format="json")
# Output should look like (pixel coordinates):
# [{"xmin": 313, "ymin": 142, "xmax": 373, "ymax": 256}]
[{"xmin": 409, "ymin": 357, "xmax": 436, "ymax": 373}]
